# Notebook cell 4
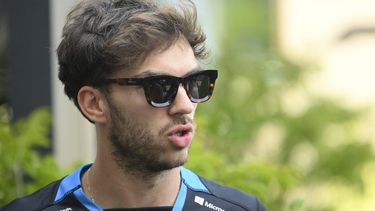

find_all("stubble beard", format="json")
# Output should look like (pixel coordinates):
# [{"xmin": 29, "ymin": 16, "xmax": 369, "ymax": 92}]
[{"xmin": 108, "ymin": 101, "xmax": 194, "ymax": 179}]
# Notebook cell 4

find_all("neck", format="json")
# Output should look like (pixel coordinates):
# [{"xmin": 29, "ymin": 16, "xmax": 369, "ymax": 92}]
[{"xmin": 83, "ymin": 159, "xmax": 181, "ymax": 209}]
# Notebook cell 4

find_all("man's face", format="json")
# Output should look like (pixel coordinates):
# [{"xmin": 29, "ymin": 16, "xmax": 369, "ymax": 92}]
[{"xmin": 105, "ymin": 38, "xmax": 199, "ymax": 176}]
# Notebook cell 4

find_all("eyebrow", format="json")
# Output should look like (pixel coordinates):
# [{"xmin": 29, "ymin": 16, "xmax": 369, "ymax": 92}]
[{"xmin": 132, "ymin": 66, "xmax": 203, "ymax": 78}]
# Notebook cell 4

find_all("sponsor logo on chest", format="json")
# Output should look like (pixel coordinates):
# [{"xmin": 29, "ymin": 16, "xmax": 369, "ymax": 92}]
[{"xmin": 194, "ymin": 196, "xmax": 225, "ymax": 211}]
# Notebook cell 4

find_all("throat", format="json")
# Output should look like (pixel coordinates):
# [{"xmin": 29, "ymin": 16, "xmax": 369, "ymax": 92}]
[{"xmin": 87, "ymin": 164, "xmax": 181, "ymax": 208}]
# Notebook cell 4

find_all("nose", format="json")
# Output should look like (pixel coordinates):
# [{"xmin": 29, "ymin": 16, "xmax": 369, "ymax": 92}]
[{"xmin": 168, "ymin": 85, "xmax": 196, "ymax": 115}]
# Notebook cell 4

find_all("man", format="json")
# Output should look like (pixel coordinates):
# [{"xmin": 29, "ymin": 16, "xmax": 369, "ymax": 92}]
[{"xmin": 2, "ymin": 0, "xmax": 266, "ymax": 210}]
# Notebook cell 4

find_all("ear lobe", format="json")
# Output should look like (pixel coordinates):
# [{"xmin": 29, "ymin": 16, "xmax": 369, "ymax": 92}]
[{"xmin": 77, "ymin": 86, "xmax": 108, "ymax": 123}]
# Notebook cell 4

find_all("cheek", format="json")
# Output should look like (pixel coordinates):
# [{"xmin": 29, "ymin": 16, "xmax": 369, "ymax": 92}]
[
  {"xmin": 126, "ymin": 88, "xmax": 147, "ymax": 105},
  {"xmin": 112, "ymin": 87, "xmax": 149, "ymax": 110},
  {"xmin": 122, "ymin": 98, "xmax": 168, "ymax": 131},
  {"xmin": 110, "ymin": 89, "xmax": 152, "ymax": 120}
]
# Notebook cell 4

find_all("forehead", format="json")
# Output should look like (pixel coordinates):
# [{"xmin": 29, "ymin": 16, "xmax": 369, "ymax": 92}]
[{"xmin": 118, "ymin": 39, "xmax": 200, "ymax": 77}]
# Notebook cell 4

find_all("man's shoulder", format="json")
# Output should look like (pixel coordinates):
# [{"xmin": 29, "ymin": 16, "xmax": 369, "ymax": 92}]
[
  {"xmin": 1, "ymin": 179, "xmax": 62, "ymax": 211},
  {"xmin": 199, "ymin": 176, "xmax": 266, "ymax": 211},
  {"xmin": 180, "ymin": 167, "xmax": 267, "ymax": 211}
]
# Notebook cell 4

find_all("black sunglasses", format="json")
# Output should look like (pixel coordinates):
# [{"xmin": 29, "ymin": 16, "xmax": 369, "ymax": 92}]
[{"xmin": 99, "ymin": 70, "xmax": 218, "ymax": 108}]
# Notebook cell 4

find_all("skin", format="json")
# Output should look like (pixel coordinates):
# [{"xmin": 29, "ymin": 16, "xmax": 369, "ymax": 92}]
[{"xmin": 77, "ymin": 38, "xmax": 199, "ymax": 208}]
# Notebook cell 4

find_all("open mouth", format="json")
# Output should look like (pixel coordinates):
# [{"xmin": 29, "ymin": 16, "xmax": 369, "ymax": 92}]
[
  {"xmin": 166, "ymin": 124, "xmax": 194, "ymax": 148},
  {"xmin": 175, "ymin": 129, "xmax": 189, "ymax": 137},
  {"xmin": 167, "ymin": 124, "xmax": 193, "ymax": 137}
]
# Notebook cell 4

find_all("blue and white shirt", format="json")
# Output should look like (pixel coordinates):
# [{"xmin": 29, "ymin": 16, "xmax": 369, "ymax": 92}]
[{"xmin": 2, "ymin": 164, "xmax": 266, "ymax": 211}]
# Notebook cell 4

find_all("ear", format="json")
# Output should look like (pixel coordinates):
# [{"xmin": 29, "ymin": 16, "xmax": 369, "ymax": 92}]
[{"xmin": 77, "ymin": 86, "xmax": 108, "ymax": 123}]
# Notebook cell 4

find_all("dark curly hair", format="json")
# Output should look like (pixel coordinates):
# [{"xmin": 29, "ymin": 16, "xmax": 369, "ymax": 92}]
[{"xmin": 57, "ymin": 0, "xmax": 207, "ymax": 111}]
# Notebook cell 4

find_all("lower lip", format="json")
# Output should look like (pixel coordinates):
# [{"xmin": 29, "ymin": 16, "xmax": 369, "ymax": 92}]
[{"xmin": 167, "ymin": 132, "xmax": 193, "ymax": 148}]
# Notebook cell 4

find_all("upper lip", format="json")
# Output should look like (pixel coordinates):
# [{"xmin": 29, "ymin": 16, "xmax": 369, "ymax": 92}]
[{"xmin": 167, "ymin": 124, "xmax": 193, "ymax": 136}]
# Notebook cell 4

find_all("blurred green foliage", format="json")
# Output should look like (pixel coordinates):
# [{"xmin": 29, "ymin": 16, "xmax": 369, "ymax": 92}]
[
  {"xmin": 0, "ymin": 0, "xmax": 374, "ymax": 210},
  {"xmin": 0, "ymin": 107, "xmax": 62, "ymax": 205},
  {"xmin": 189, "ymin": 0, "xmax": 375, "ymax": 210},
  {"xmin": 186, "ymin": 138, "xmax": 303, "ymax": 210}
]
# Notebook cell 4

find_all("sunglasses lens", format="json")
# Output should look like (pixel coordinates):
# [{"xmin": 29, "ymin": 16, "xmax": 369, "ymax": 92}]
[
  {"xmin": 187, "ymin": 73, "xmax": 214, "ymax": 103},
  {"xmin": 148, "ymin": 78, "xmax": 178, "ymax": 107},
  {"xmin": 144, "ymin": 70, "xmax": 217, "ymax": 107}
]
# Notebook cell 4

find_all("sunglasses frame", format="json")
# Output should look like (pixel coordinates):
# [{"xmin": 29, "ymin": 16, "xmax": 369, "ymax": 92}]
[{"xmin": 100, "ymin": 69, "xmax": 218, "ymax": 107}]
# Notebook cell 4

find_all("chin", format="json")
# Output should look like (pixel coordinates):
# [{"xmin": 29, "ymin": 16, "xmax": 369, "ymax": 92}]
[{"xmin": 159, "ymin": 151, "xmax": 189, "ymax": 170}]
